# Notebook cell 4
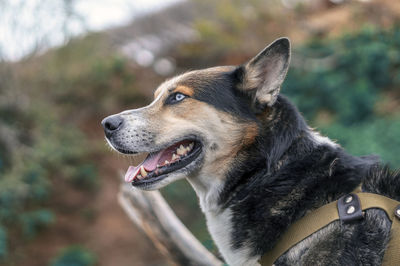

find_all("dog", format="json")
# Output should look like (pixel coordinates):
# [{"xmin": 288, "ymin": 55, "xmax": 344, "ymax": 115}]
[{"xmin": 102, "ymin": 38, "xmax": 400, "ymax": 266}]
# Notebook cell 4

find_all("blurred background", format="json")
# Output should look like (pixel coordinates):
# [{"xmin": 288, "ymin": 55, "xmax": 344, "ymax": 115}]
[{"xmin": 1, "ymin": 0, "xmax": 400, "ymax": 265}]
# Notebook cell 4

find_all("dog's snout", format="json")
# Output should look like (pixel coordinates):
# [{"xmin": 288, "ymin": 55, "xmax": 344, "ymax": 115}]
[{"xmin": 102, "ymin": 115, "xmax": 124, "ymax": 137}]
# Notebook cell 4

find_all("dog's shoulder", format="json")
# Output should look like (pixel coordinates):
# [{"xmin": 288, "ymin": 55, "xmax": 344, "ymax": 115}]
[{"xmin": 362, "ymin": 164, "xmax": 400, "ymax": 201}]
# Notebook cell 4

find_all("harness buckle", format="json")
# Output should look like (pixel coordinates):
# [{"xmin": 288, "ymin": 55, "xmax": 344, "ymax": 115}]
[
  {"xmin": 337, "ymin": 193, "xmax": 363, "ymax": 222},
  {"xmin": 395, "ymin": 205, "xmax": 400, "ymax": 220}
]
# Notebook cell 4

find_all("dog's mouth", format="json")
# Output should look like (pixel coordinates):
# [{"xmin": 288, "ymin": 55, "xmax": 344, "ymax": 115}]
[{"xmin": 124, "ymin": 139, "xmax": 202, "ymax": 185}]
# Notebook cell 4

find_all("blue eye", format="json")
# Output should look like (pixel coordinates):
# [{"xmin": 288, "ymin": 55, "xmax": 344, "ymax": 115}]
[
  {"xmin": 166, "ymin": 92, "xmax": 187, "ymax": 105},
  {"xmin": 175, "ymin": 93, "xmax": 185, "ymax": 102}
]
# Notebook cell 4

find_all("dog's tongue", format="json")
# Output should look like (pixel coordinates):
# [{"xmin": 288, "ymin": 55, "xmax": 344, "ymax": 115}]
[
  {"xmin": 124, "ymin": 152, "xmax": 162, "ymax": 182},
  {"xmin": 124, "ymin": 166, "xmax": 140, "ymax": 182},
  {"xmin": 124, "ymin": 140, "xmax": 192, "ymax": 183}
]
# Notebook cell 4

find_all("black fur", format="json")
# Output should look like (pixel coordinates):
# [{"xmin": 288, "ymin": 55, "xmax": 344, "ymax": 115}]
[
  {"xmin": 363, "ymin": 166, "xmax": 400, "ymax": 201},
  {"xmin": 180, "ymin": 70, "xmax": 257, "ymax": 121},
  {"xmin": 217, "ymin": 95, "xmax": 398, "ymax": 265}
]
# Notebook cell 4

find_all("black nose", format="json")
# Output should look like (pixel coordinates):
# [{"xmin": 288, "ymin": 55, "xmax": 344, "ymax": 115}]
[{"xmin": 102, "ymin": 115, "xmax": 124, "ymax": 137}]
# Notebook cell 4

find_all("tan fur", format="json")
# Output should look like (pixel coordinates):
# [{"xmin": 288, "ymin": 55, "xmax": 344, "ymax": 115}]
[
  {"xmin": 242, "ymin": 123, "xmax": 259, "ymax": 146},
  {"xmin": 133, "ymin": 71, "xmax": 259, "ymax": 185},
  {"xmin": 173, "ymin": 85, "xmax": 195, "ymax": 97},
  {"xmin": 145, "ymin": 99, "xmax": 255, "ymax": 181}
]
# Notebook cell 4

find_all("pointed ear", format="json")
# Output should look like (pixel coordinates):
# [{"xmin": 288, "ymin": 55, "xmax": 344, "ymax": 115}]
[{"xmin": 238, "ymin": 37, "xmax": 291, "ymax": 110}]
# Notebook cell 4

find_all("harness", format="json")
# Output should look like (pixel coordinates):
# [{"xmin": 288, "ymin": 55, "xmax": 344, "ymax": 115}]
[{"xmin": 260, "ymin": 187, "xmax": 400, "ymax": 265}]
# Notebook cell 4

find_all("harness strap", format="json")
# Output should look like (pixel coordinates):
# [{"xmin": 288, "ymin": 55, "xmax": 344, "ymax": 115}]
[{"xmin": 259, "ymin": 192, "xmax": 400, "ymax": 265}]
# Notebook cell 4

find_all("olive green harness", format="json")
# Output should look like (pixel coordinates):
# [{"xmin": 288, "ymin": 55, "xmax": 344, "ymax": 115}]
[{"xmin": 260, "ymin": 188, "xmax": 400, "ymax": 265}]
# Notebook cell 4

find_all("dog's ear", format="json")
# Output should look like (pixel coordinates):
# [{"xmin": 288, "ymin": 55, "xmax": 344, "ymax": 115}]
[{"xmin": 237, "ymin": 38, "xmax": 291, "ymax": 111}]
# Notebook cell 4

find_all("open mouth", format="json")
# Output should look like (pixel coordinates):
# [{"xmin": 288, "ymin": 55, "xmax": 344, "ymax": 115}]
[{"xmin": 124, "ymin": 139, "xmax": 202, "ymax": 185}]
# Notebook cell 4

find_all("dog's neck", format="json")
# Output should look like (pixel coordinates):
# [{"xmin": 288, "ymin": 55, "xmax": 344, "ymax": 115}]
[
  {"xmin": 190, "ymin": 96, "xmax": 315, "ymax": 213},
  {"xmin": 187, "ymin": 172, "xmax": 225, "ymax": 213},
  {"xmin": 187, "ymin": 96, "xmax": 376, "ymax": 265}
]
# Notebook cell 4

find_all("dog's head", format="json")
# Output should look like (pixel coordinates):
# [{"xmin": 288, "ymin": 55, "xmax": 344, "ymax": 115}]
[{"xmin": 102, "ymin": 38, "xmax": 290, "ymax": 191}]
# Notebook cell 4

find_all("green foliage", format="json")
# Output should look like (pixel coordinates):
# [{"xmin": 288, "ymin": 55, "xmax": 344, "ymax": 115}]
[
  {"xmin": 0, "ymin": 106, "xmax": 97, "ymax": 217},
  {"xmin": 282, "ymin": 26, "xmax": 400, "ymax": 166},
  {"xmin": 0, "ymin": 226, "xmax": 7, "ymax": 259},
  {"xmin": 321, "ymin": 117, "xmax": 400, "ymax": 166},
  {"xmin": 192, "ymin": 0, "xmax": 251, "ymax": 55},
  {"xmin": 20, "ymin": 209, "xmax": 55, "ymax": 238},
  {"xmin": 0, "ymin": 30, "xmax": 146, "ymax": 263},
  {"xmin": 41, "ymin": 36, "xmax": 144, "ymax": 116},
  {"xmin": 0, "ymin": 43, "xmax": 99, "ymax": 255},
  {"xmin": 50, "ymin": 246, "xmax": 96, "ymax": 266},
  {"xmin": 285, "ymin": 26, "xmax": 400, "ymax": 125},
  {"xmin": 68, "ymin": 164, "xmax": 98, "ymax": 191}
]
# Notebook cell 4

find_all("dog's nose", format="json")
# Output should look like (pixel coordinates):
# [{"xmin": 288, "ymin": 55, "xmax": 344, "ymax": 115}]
[{"xmin": 102, "ymin": 115, "xmax": 124, "ymax": 137}]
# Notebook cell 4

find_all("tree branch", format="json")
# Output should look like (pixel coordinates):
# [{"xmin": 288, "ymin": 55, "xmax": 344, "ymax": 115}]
[{"xmin": 118, "ymin": 181, "xmax": 223, "ymax": 266}]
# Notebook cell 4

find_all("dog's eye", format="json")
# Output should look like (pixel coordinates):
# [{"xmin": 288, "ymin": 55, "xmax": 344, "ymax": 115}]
[
  {"xmin": 166, "ymin": 92, "xmax": 187, "ymax": 105},
  {"xmin": 175, "ymin": 93, "xmax": 185, "ymax": 101}
]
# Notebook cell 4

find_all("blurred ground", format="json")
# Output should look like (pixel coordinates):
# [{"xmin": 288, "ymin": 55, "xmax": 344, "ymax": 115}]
[
  {"xmin": 3, "ymin": 128, "xmax": 163, "ymax": 266},
  {"xmin": 19, "ymin": 157, "xmax": 163, "ymax": 266}
]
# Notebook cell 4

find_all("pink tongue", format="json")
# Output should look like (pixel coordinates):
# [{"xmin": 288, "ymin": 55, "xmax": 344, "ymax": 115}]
[
  {"xmin": 143, "ymin": 152, "xmax": 163, "ymax": 171},
  {"xmin": 124, "ymin": 141, "xmax": 191, "ymax": 183},
  {"xmin": 124, "ymin": 166, "xmax": 140, "ymax": 182},
  {"xmin": 124, "ymin": 152, "xmax": 164, "ymax": 182}
]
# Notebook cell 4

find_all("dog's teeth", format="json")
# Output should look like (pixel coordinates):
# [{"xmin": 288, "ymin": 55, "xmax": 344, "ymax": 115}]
[
  {"xmin": 189, "ymin": 142, "xmax": 194, "ymax": 149},
  {"xmin": 137, "ymin": 174, "xmax": 145, "ymax": 180},
  {"xmin": 165, "ymin": 160, "xmax": 169, "ymax": 165},
  {"xmin": 140, "ymin": 166, "xmax": 147, "ymax": 177},
  {"xmin": 156, "ymin": 164, "xmax": 160, "ymax": 168},
  {"xmin": 186, "ymin": 146, "xmax": 191, "ymax": 152},
  {"xmin": 172, "ymin": 153, "xmax": 179, "ymax": 161},
  {"xmin": 177, "ymin": 146, "xmax": 186, "ymax": 155}
]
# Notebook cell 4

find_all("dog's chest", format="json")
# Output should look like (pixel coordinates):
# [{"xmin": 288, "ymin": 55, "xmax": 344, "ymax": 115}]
[{"xmin": 205, "ymin": 208, "xmax": 260, "ymax": 266}]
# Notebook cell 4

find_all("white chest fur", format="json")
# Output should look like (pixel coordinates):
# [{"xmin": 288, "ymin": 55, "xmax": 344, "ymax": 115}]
[{"xmin": 205, "ymin": 208, "xmax": 260, "ymax": 266}]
